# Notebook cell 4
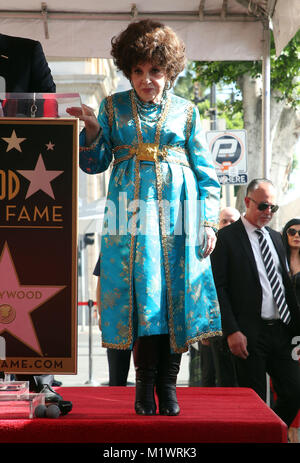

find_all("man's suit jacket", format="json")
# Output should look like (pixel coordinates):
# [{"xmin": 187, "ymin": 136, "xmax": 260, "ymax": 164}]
[
  {"xmin": 211, "ymin": 218, "xmax": 300, "ymax": 349},
  {"xmin": 0, "ymin": 33, "xmax": 55, "ymax": 93},
  {"xmin": 0, "ymin": 34, "xmax": 56, "ymax": 387}
]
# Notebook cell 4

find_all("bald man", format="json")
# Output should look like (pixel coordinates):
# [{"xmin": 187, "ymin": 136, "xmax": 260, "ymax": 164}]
[{"xmin": 219, "ymin": 207, "xmax": 240, "ymax": 228}]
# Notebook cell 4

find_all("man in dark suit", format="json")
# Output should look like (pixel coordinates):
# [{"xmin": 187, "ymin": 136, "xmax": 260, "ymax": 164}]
[
  {"xmin": 0, "ymin": 33, "xmax": 57, "ymax": 118},
  {"xmin": 211, "ymin": 178, "xmax": 300, "ymax": 427},
  {"xmin": 0, "ymin": 33, "xmax": 55, "ymax": 93},
  {"xmin": 0, "ymin": 33, "xmax": 61, "ymax": 403}
]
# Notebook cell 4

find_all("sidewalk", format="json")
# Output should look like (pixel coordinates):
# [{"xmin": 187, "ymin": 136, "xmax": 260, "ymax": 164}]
[{"xmin": 55, "ymin": 326, "xmax": 190, "ymax": 387}]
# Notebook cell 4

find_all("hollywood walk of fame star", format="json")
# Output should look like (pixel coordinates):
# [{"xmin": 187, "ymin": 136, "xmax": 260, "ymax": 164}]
[
  {"xmin": 17, "ymin": 154, "xmax": 64, "ymax": 200},
  {"xmin": 0, "ymin": 242, "xmax": 65, "ymax": 355},
  {"xmin": 46, "ymin": 141, "xmax": 55, "ymax": 150},
  {"xmin": 1, "ymin": 129, "xmax": 26, "ymax": 152}
]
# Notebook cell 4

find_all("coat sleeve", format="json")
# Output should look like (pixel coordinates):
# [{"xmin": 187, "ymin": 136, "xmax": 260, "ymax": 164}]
[
  {"xmin": 210, "ymin": 229, "xmax": 240, "ymax": 337},
  {"xmin": 187, "ymin": 105, "xmax": 220, "ymax": 230},
  {"xmin": 79, "ymin": 97, "xmax": 113, "ymax": 174},
  {"xmin": 30, "ymin": 41, "xmax": 56, "ymax": 93}
]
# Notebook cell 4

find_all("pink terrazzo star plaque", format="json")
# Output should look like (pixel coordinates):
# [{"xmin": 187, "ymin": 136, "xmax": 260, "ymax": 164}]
[{"xmin": 0, "ymin": 242, "xmax": 65, "ymax": 355}]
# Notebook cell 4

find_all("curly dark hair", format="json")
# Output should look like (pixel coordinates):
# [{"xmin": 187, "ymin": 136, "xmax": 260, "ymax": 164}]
[{"xmin": 111, "ymin": 19, "xmax": 186, "ymax": 87}]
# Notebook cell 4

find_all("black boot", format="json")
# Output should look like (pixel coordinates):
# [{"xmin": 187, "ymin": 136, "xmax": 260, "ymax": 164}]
[
  {"xmin": 133, "ymin": 335, "xmax": 159, "ymax": 415},
  {"xmin": 156, "ymin": 335, "xmax": 182, "ymax": 416}
]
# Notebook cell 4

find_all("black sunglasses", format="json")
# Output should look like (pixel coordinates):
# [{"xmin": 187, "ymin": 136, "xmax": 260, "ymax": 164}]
[
  {"xmin": 287, "ymin": 228, "xmax": 300, "ymax": 237},
  {"xmin": 248, "ymin": 197, "xmax": 279, "ymax": 213}
]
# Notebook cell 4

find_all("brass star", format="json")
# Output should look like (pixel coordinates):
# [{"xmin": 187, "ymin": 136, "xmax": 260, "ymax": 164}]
[
  {"xmin": 2, "ymin": 130, "xmax": 26, "ymax": 152},
  {"xmin": 46, "ymin": 141, "xmax": 55, "ymax": 150}
]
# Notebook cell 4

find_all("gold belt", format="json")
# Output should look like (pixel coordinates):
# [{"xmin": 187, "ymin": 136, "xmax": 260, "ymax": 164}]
[{"xmin": 113, "ymin": 143, "xmax": 190, "ymax": 167}]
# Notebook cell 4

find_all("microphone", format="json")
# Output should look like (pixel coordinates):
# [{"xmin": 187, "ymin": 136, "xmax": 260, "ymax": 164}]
[
  {"xmin": 34, "ymin": 404, "xmax": 47, "ymax": 418},
  {"xmin": 34, "ymin": 403, "xmax": 60, "ymax": 418},
  {"xmin": 46, "ymin": 404, "xmax": 61, "ymax": 418},
  {"xmin": 34, "ymin": 400, "xmax": 72, "ymax": 418}
]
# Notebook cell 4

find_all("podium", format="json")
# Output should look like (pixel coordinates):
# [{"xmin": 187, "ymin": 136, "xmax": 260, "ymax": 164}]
[{"xmin": 0, "ymin": 93, "xmax": 79, "ymax": 375}]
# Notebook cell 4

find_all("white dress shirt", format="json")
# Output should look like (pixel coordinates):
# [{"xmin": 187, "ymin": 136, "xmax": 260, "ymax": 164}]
[{"xmin": 241, "ymin": 215, "xmax": 284, "ymax": 320}]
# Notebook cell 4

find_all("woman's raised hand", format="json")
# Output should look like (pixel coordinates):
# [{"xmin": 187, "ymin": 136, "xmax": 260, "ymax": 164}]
[
  {"xmin": 203, "ymin": 226, "xmax": 217, "ymax": 258},
  {"xmin": 66, "ymin": 104, "xmax": 101, "ymax": 146}
]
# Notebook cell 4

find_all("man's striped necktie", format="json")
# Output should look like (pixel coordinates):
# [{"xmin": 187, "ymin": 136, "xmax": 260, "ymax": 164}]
[{"xmin": 255, "ymin": 229, "xmax": 291, "ymax": 324}]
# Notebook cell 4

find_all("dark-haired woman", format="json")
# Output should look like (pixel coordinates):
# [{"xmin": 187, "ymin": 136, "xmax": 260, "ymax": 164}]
[
  {"xmin": 282, "ymin": 218, "xmax": 300, "ymax": 303},
  {"xmin": 67, "ymin": 19, "xmax": 222, "ymax": 416},
  {"xmin": 282, "ymin": 218, "xmax": 300, "ymax": 442}
]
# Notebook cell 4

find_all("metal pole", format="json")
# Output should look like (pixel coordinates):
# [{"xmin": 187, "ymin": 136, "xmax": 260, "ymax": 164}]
[
  {"xmin": 262, "ymin": 23, "xmax": 271, "ymax": 404},
  {"xmin": 210, "ymin": 83, "xmax": 217, "ymax": 131},
  {"xmin": 210, "ymin": 83, "xmax": 231, "ymax": 206},
  {"xmin": 85, "ymin": 299, "xmax": 99, "ymax": 386},
  {"xmin": 225, "ymin": 184, "xmax": 231, "ymax": 207},
  {"xmin": 262, "ymin": 22, "xmax": 271, "ymax": 178},
  {"xmin": 80, "ymin": 237, "xmax": 86, "ymax": 332}
]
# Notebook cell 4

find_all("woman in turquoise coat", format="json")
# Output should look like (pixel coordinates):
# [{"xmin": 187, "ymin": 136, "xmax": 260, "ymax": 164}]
[{"xmin": 68, "ymin": 19, "xmax": 222, "ymax": 416}]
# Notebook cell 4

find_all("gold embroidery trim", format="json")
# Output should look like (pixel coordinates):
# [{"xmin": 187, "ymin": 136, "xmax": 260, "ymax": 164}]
[
  {"xmin": 113, "ymin": 145, "xmax": 132, "ymax": 153},
  {"xmin": 112, "ymin": 144, "xmax": 190, "ymax": 167},
  {"xmin": 126, "ymin": 156, "xmax": 141, "ymax": 349},
  {"xmin": 113, "ymin": 144, "xmax": 186, "ymax": 155},
  {"xmin": 131, "ymin": 142, "xmax": 160, "ymax": 161},
  {"xmin": 113, "ymin": 152, "xmax": 190, "ymax": 168},
  {"xmin": 185, "ymin": 103, "xmax": 194, "ymax": 143},
  {"xmin": 171, "ymin": 330, "xmax": 223, "ymax": 354},
  {"xmin": 166, "ymin": 156, "xmax": 189, "ymax": 167},
  {"xmin": 102, "ymin": 329, "xmax": 223, "ymax": 353},
  {"xmin": 204, "ymin": 220, "xmax": 219, "ymax": 231},
  {"xmin": 112, "ymin": 153, "xmax": 134, "ymax": 165},
  {"xmin": 79, "ymin": 129, "xmax": 102, "ymax": 152},
  {"xmin": 130, "ymin": 90, "xmax": 143, "ymax": 145},
  {"xmin": 154, "ymin": 160, "xmax": 178, "ymax": 352},
  {"xmin": 107, "ymin": 95, "xmax": 114, "ymax": 129}
]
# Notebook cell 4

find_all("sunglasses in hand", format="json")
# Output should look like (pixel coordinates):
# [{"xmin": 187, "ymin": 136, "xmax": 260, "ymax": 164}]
[{"xmin": 248, "ymin": 197, "xmax": 279, "ymax": 213}]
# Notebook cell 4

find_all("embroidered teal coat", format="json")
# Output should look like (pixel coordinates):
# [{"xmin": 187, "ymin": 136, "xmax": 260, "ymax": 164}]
[{"xmin": 79, "ymin": 89, "xmax": 222, "ymax": 353}]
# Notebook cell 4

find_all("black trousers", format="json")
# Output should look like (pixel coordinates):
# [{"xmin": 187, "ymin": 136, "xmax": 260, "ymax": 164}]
[
  {"xmin": 189, "ymin": 340, "xmax": 238, "ymax": 387},
  {"xmin": 199, "ymin": 343, "xmax": 216, "ymax": 386},
  {"xmin": 234, "ymin": 320, "xmax": 300, "ymax": 427},
  {"xmin": 107, "ymin": 348, "xmax": 131, "ymax": 386},
  {"xmin": 210, "ymin": 337, "xmax": 238, "ymax": 387}
]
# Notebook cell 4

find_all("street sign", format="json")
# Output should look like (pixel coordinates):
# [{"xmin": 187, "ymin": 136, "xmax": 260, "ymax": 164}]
[{"xmin": 206, "ymin": 130, "xmax": 248, "ymax": 185}]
